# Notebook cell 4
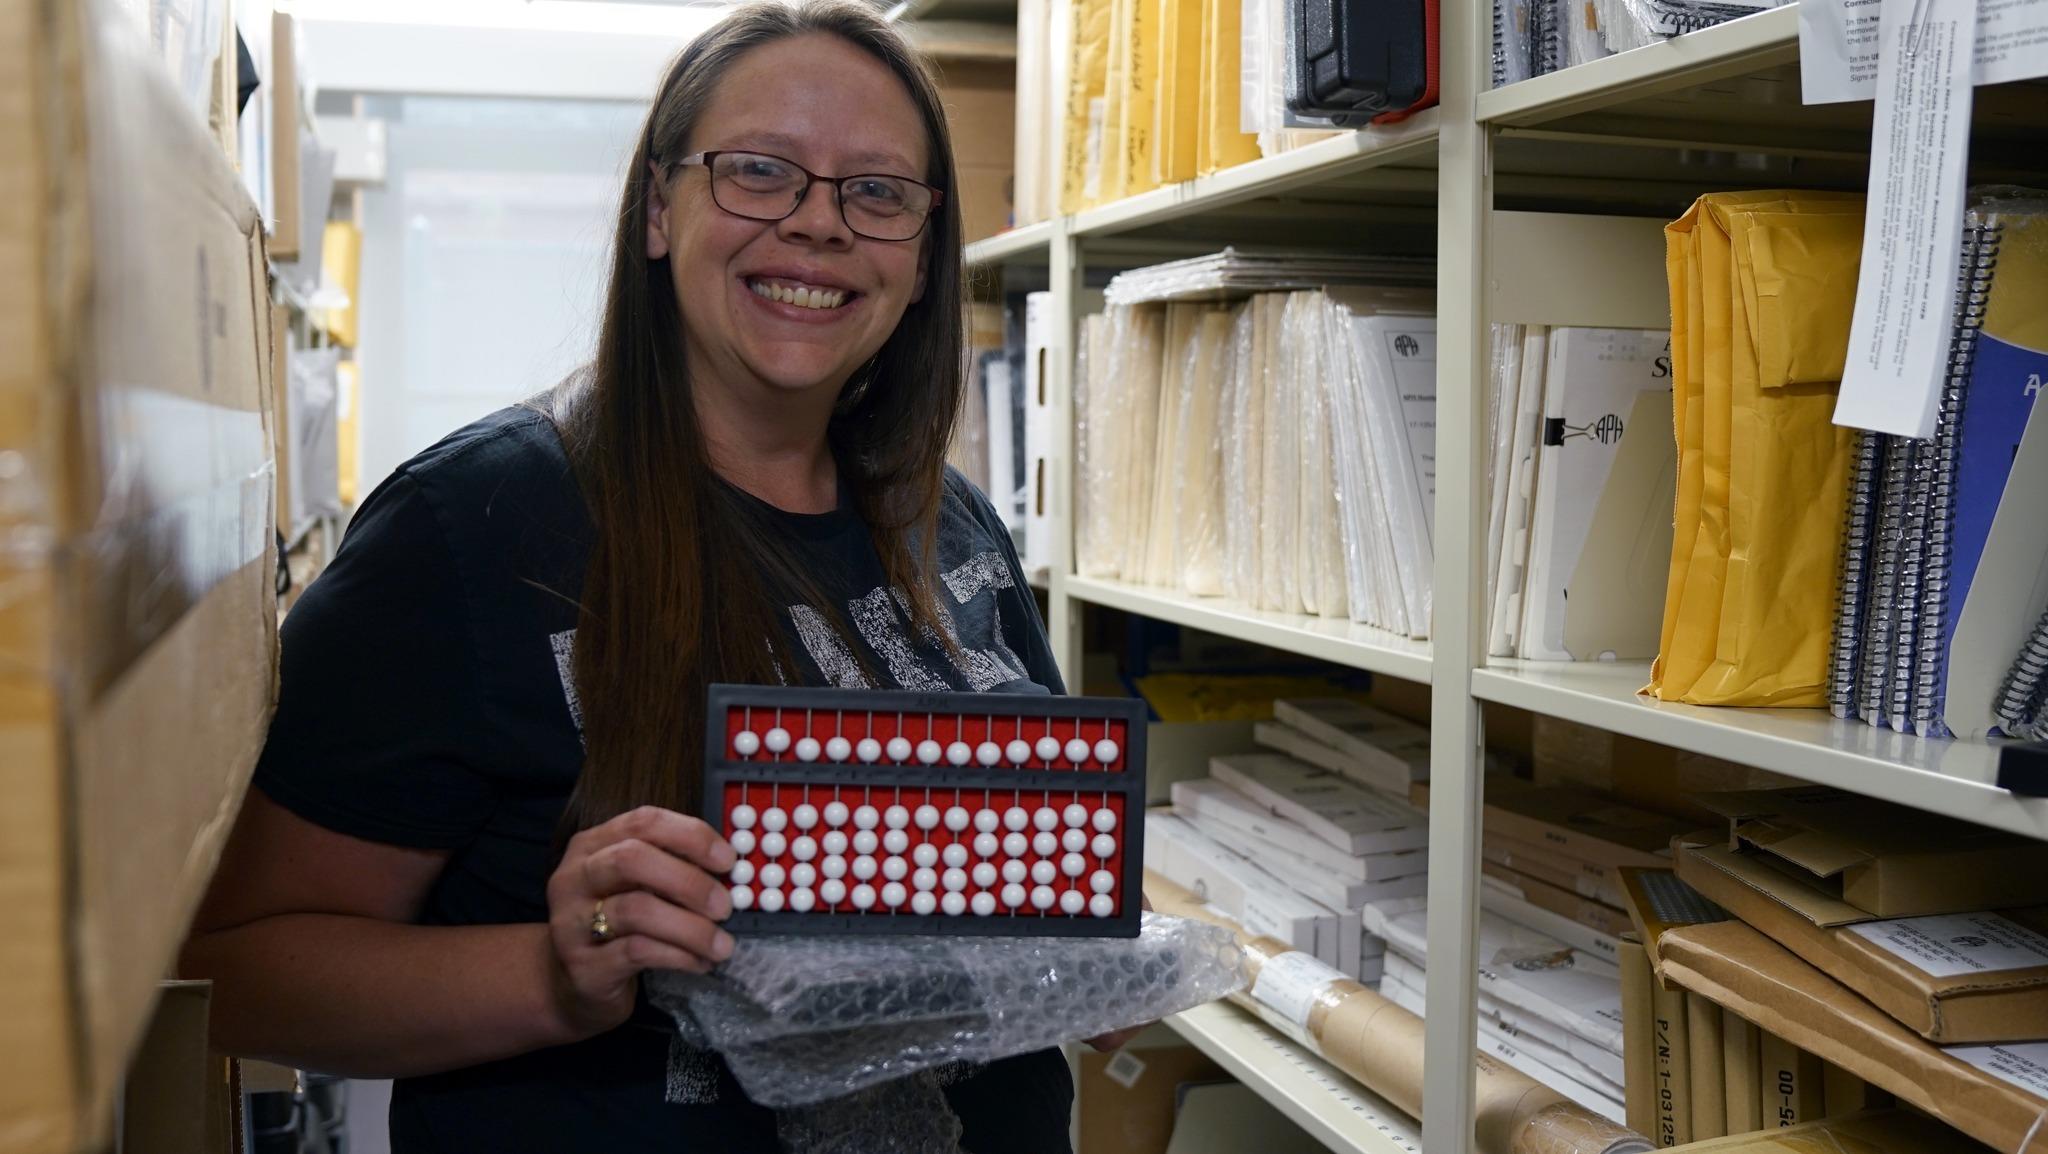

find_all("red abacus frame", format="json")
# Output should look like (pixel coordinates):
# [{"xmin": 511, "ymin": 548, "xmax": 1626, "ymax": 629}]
[{"xmin": 703, "ymin": 684, "xmax": 1148, "ymax": 937}]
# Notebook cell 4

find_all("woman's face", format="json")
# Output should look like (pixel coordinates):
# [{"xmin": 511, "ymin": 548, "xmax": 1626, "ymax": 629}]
[{"xmin": 648, "ymin": 34, "xmax": 934, "ymax": 404}]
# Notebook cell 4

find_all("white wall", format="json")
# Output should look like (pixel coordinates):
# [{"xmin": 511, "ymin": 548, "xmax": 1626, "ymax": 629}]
[{"xmin": 354, "ymin": 94, "xmax": 645, "ymax": 498}]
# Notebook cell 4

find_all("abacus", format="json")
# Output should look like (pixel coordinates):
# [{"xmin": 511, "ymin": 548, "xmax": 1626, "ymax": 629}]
[{"xmin": 704, "ymin": 685, "xmax": 1147, "ymax": 937}]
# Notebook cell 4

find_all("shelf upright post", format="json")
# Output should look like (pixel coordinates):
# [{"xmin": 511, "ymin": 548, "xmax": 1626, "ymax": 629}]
[
  {"xmin": 1047, "ymin": 216, "xmax": 1085, "ymax": 685},
  {"xmin": 1424, "ymin": 0, "xmax": 1491, "ymax": 1144}
]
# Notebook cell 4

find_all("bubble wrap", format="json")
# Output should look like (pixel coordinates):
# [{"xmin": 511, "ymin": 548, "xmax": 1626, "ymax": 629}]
[{"xmin": 647, "ymin": 913, "xmax": 1243, "ymax": 1113}]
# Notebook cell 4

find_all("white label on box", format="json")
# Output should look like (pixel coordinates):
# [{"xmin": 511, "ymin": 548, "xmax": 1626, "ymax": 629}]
[
  {"xmin": 1945, "ymin": 1042, "xmax": 2048, "ymax": 1098},
  {"xmin": 1851, "ymin": 913, "xmax": 2048, "ymax": 977},
  {"xmin": 1102, "ymin": 1050, "xmax": 1147, "ymax": 1089},
  {"xmin": 1252, "ymin": 950, "xmax": 1344, "ymax": 1044}
]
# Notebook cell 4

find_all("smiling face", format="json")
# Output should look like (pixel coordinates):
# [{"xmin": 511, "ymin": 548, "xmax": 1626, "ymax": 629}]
[{"xmin": 646, "ymin": 33, "xmax": 934, "ymax": 408}]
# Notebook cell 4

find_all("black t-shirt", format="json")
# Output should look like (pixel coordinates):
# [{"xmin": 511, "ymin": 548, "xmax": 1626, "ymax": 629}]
[{"xmin": 253, "ymin": 405, "xmax": 1073, "ymax": 1153}]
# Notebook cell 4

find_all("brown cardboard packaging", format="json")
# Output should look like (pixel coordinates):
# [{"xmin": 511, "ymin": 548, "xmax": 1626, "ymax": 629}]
[
  {"xmin": 1484, "ymin": 833, "xmax": 1631, "ymax": 909},
  {"xmin": 1652, "ymin": 974, "xmax": 1694, "ymax": 1146},
  {"xmin": 932, "ymin": 58, "xmax": 1016, "ymax": 243},
  {"xmin": 1, "ymin": 4, "xmax": 279, "ymax": 1150},
  {"xmin": 1480, "ymin": 776, "xmax": 1696, "ymax": 870},
  {"xmin": 1819, "ymin": 1064, "xmax": 1879, "ymax": 1117},
  {"xmin": 1720, "ymin": 1012, "xmax": 1761, "ymax": 1133},
  {"xmin": 1658, "ymin": 920, "xmax": 2048, "ymax": 1152},
  {"xmin": 1621, "ymin": 937, "xmax": 1658, "ymax": 1139},
  {"xmin": 270, "ymin": 11, "xmax": 301, "ymax": 260},
  {"xmin": 1485, "ymin": 862, "xmax": 1634, "ymax": 939},
  {"xmin": 1530, "ymin": 717, "xmax": 1795, "ymax": 825},
  {"xmin": 1697, "ymin": 787, "xmax": 2048, "ymax": 917},
  {"xmin": 121, "ymin": 982, "xmax": 242, "ymax": 1154},
  {"xmin": 1756, "ymin": 1033, "xmax": 1821, "ymax": 1129},
  {"xmin": 1658, "ymin": 1110, "xmax": 1982, "ymax": 1152},
  {"xmin": 1676, "ymin": 839, "xmax": 2048, "ymax": 1043},
  {"xmin": 1078, "ymin": 1035, "xmax": 1226, "ymax": 1154},
  {"xmin": 1687, "ymin": 996, "xmax": 1727, "ymax": 1140}
]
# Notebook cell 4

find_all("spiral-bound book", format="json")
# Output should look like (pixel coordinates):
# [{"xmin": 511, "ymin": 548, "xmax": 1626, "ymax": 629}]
[{"xmin": 1826, "ymin": 432, "xmax": 1887, "ymax": 718}]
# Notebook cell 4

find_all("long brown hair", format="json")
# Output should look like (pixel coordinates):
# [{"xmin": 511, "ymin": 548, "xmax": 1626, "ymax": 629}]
[{"xmin": 545, "ymin": 0, "xmax": 966, "ymax": 831}]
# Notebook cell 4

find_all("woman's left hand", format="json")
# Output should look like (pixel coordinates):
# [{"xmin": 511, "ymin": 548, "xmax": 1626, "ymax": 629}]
[{"xmin": 1083, "ymin": 892, "xmax": 1156, "ymax": 1051}]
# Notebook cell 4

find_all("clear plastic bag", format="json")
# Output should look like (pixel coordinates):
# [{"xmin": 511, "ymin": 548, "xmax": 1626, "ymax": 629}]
[{"xmin": 1223, "ymin": 301, "xmax": 1259, "ymax": 604}]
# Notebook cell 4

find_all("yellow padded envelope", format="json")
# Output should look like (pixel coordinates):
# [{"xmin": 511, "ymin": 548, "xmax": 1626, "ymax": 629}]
[
  {"xmin": 1198, "ymin": 0, "xmax": 1261, "ymax": 175},
  {"xmin": 1153, "ymin": 0, "xmax": 1204, "ymax": 186},
  {"xmin": 1059, "ymin": 0, "xmax": 1113, "ymax": 213},
  {"xmin": 1689, "ymin": 198, "xmax": 1862, "ymax": 706}
]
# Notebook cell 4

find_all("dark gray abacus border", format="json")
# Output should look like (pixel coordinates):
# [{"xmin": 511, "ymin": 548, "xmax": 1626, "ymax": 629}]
[{"xmin": 703, "ymin": 684, "xmax": 1149, "ymax": 938}]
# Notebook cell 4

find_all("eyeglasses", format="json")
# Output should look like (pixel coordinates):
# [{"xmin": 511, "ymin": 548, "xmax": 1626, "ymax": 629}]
[{"xmin": 666, "ymin": 150, "xmax": 944, "ymax": 243}]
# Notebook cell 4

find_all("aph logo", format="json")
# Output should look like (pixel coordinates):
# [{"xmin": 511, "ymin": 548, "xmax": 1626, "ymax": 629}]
[
  {"xmin": 1560, "ymin": 414, "xmax": 1626, "ymax": 445},
  {"xmin": 1394, "ymin": 334, "xmax": 1420, "ymax": 357}
]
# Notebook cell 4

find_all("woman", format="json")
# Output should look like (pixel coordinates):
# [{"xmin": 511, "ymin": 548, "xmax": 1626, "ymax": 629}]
[{"xmin": 183, "ymin": 4, "xmax": 1115, "ymax": 1148}]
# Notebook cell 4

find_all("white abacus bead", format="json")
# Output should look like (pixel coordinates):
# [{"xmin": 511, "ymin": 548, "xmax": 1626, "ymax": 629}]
[
  {"xmin": 976, "ymin": 742, "xmax": 1002, "ymax": 767},
  {"xmin": 761, "ymin": 807, "xmax": 788, "ymax": 833},
  {"xmin": 882, "ymin": 856, "xmax": 909, "ymax": 882},
  {"xmin": 730, "ymin": 860, "xmax": 756, "ymax": 885},
  {"xmin": 852, "ymin": 829, "xmax": 880, "ymax": 856},
  {"xmin": 1031, "ymin": 885, "xmax": 1057, "ymax": 910},
  {"xmin": 1064, "ymin": 738, "xmax": 1091, "ymax": 763},
  {"xmin": 1090, "ymin": 894, "xmax": 1116, "ymax": 918},
  {"xmin": 946, "ymin": 742, "xmax": 972, "ymax": 767},
  {"xmin": 1033, "ymin": 807, "xmax": 1059, "ymax": 833},
  {"xmin": 971, "ymin": 891, "xmax": 998, "ymax": 916},
  {"xmin": 1002, "ymin": 859, "xmax": 1028, "ymax": 885},
  {"xmin": 1094, "ymin": 739, "xmax": 1120, "ymax": 764},
  {"xmin": 1001, "ymin": 883, "xmax": 1028, "ymax": 909},
  {"xmin": 882, "ymin": 830, "xmax": 910, "ymax": 857},
  {"xmin": 730, "ymin": 830, "xmax": 757, "ymax": 856},
  {"xmin": 1092, "ymin": 808, "xmax": 1118, "ymax": 833},
  {"xmin": 1006, "ymin": 739, "xmax": 1033, "ymax": 765},
  {"xmin": 1031, "ymin": 859, "xmax": 1057, "ymax": 885},
  {"xmin": 758, "ymin": 887, "xmax": 785, "ymax": 913},
  {"xmin": 792, "ymin": 804, "xmax": 819, "ymax": 830},
  {"xmin": 852, "ymin": 855, "xmax": 878, "ymax": 881},
  {"xmin": 1061, "ymin": 889, "xmax": 1088, "ymax": 915},
  {"xmin": 731, "ymin": 805, "xmax": 758, "ymax": 830},
  {"xmin": 821, "ymin": 855, "xmax": 848, "ymax": 879},
  {"xmin": 851, "ymin": 884, "xmax": 877, "ymax": 910},
  {"xmin": 1033, "ymin": 831, "xmax": 1059, "ymax": 857},
  {"xmin": 941, "ymin": 891, "xmax": 969, "ymax": 916},
  {"xmin": 914, "ymin": 804, "xmax": 941, "ymax": 831},
  {"xmin": 820, "ymin": 878, "xmax": 847, "ymax": 905},
  {"xmin": 915, "ymin": 739, "xmax": 943, "ymax": 765},
  {"xmin": 974, "ymin": 809, "xmax": 1001, "ymax": 834},
  {"xmin": 823, "ymin": 801, "xmax": 851, "ymax": 828},
  {"xmin": 759, "ymin": 863, "xmax": 787, "ymax": 889},
  {"xmin": 1061, "ymin": 852, "xmax": 1088, "ymax": 878},
  {"xmin": 790, "ymin": 862, "xmax": 817, "ymax": 889},
  {"xmin": 764, "ymin": 727, "xmax": 791, "ymax": 754},
  {"xmin": 825, "ymin": 736, "xmax": 853, "ymax": 762},
  {"xmin": 882, "ymin": 882, "xmax": 908, "ymax": 908},
  {"xmin": 1062, "ymin": 828, "xmax": 1089, "ymax": 854},
  {"xmin": 912, "ymin": 868, "xmax": 938, "ymax": 892},
  {"xmin": 1003, "ymin": 832, "xmax": 1030, "ymax": 858},
  {"xmin": 733, "ymin": 731, "xmax": 761, "ymax": 757},
  {"xmin": 854, "ymin": 805, "xmax": 880, "ymax": 831},
  {"xmin": 789, "ymin": 887, "xmax": 815, "ymax": 913},
  {"xmin": 794, "ymin": 737, "xmax": 821, "ymax": 763},
  {"xmin": 941, "ymin": 843, "xmax": 970, "ymax": 868},
  {"xmin": 1092, "ymin": 834, "xmax": 1117, "ymax": 859},
  {"xmin": 1003, "ymin": 806, "xmax": 1030, "ymax": 832},
  {"xmin": 1035, "ymin": 736, "xmax": 1062, "ymax": 761},
  {"xmin": 911, "ymin": 891, "xmax": 938, "ymax": 916},
  {"xmin": 912, "ymin": 843, "xmax": 940, "ymax": 868},
  {"xmin": 883, "ymin": 805, "xmax": 910, "ymax": 830},
  {"xmin": 730, "ymin": 884, "xmax": 754, "ymax": 910},
  {"xmin": 972, "ymin": 862, "xmax": 999, "ymax": 888},
  {"xmin": 885, "ymin": 736, "xmax": 913, "ymax": 762},
  {"xmin": 1090, "ymin": 870, "xmax": 1115, "ymax": 894},
  {"xmin": 973, "ymin": 833, "xmax": 1000, "ymax": 858},
  {"xmin": 942, "ymin": 867, "xmax": 969, "ymax": 892},
  {"xmin": 1063, "ymin": 803, "xmax": 1090, "ymax": 829},
  {"xmin": 822, "ymin": 830, "xmax": 849, "ymax": 856},
  {"xmin": 943, "ymin": 806, "xmax": 971, "ymax": 833},
  {"xmin": 760, "ymin": 832, "xmax": 787, "ymax": 859},
  {"xmin": 790, "ymin": 836, "xmax": 817, "ymax": 862},
  {"xmin": 855, "ymin": 738, "xmax": 883, "ymax": 763}
]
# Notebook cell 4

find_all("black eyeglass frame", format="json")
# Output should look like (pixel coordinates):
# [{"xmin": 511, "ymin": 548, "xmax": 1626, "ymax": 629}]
[{"xmin": 665, "ymin": 150, "xmax": 946, "ymax": 243}]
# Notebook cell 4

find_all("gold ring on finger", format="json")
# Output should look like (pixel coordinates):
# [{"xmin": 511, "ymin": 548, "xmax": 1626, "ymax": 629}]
[{"xmin": 589, "ymin": 899, "xmax": 615, "ymax": 944}]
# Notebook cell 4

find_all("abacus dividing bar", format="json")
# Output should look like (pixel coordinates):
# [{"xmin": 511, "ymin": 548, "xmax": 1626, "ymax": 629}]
[{"xmin": 702, "ymin": 685, "xmax": 1148, "ymax": 938}]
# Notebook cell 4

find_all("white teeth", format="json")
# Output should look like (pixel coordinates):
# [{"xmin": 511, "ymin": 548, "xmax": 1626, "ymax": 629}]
[{"xmin": 749, "ymin": 279, "xmax": 846, "ymax": 310}]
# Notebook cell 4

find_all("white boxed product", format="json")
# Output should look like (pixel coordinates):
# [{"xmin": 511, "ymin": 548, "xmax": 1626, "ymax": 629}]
[
  {"xmin": 1144, "ymin": 813, "xmax": 1341, "ymax": 966},
  {"xmin": 1170, "ymin": 778, "xmax": 1428, "ymax": 880},
  {"xmin": 1207, "ymin": 754, "xmax": 1428, "ymax": 855}
]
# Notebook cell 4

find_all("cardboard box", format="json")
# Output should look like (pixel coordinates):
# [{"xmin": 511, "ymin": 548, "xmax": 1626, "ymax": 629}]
[
  {"xmin": 0, "ymin": 4, "xmax": 279, "ymax": 1149},
  {"xmin": 1078, "ymin": 1034, "xmax": 1225, "ymax": 1154},
  {"xmin": 1530, "ymin": 716, "xmax": 1796, "ymax": 824},
  {"xmin": 1659, "ymin": 1110, "xmax": 1976, "ymax": 1152},
  {"xmin": 1820, "ymin": 1063, "xmax": 1881, "ymax": 1117},
  {"xmin": 269, "ymin": 11, "xmax": 301, "ymax": 260},
  {"xmin": 1483, "ymin": 833, "xmax": 1630, "ymax": 908},
  {"xmin": 1164, "ymin": 1082, "xmax": 1329, "ymax": 1154},
  {"xmin": 1659, "ymin": 920, "xmax": 2048, "ymax": 1152},
  {"xmin": 1687, "ymin": 995, "xmax": 1727, "ymax": 1140},
  {"xmin": 933, "ymin": 59, "xmax": 1015, "ymax": 244},
  {"xmin": 1266, "ymin": 698, "xmax": 1432, "ymax": 795},
  {"xmin": 1484, "ymin": 862, "xmax": 1634, "ymax": 940},
  {"xmin": 1475, "ymin": 775, "xmax": 1696, "ymax": 870},
  {"xmin": 121, "ymin": 982, "xmax": 242, "ymax": 1154},
  {"xmin": 1676, "ymin": 839, "xmax": 2048, "ymax": 1043},
  {"xmin": 1651, "ymin": 966, "xmax": 1694, "ymax": 1146},
  {"xmin": 1171, "ymin": 778, "xmax": 1426, "ymax": 881},
  {"xmin": 1620, "ymin": 937, "xmax": 1657, "ymax": 1139},
  {"xmin": 1697, "ymin": 787, "xmax": 2048, "ymax": 918},
  {"xmin": 1721, "ymin": 1011, "xmax": 1762, "ymax": 1133},
  {"xmin": 1209, "ymin": 754, "xmax": 1430, "ymax": 855},
  {"xmin": 1757, "ymin": 1031, "xmax": 1823, "ymax": 1129}
]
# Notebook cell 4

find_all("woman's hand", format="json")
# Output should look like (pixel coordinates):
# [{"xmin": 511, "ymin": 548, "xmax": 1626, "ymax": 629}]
[{"xmin": 543, "ymin": 806, "xmax": 739, "ymax": 1042}]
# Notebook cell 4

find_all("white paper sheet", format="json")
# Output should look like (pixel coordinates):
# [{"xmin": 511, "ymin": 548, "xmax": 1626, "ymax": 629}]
[{"xmin": 1801, "ymin": 0, "xmax": 2048, "ymax": 103}]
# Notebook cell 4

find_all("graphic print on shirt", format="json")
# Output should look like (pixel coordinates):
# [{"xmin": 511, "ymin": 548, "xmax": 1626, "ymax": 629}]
[{"xmin": 548, "ymin": 549, "xmax": 1038, "ymax": 725}]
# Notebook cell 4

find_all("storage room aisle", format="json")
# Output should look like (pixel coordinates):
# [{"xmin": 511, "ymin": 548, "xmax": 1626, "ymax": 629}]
[{"xmin": 8, "ymin": 0, "xmax": 2048, "ymax": 1152}]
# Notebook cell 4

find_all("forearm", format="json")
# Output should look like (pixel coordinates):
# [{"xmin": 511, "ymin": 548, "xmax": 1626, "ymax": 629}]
[{"xmin": 181, "ymin": 915, "xmax": 582, "ymax": 1079}]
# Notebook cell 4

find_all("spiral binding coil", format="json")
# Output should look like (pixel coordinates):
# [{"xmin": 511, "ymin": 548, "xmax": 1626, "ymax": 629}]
[
  {"xmin": 1492, "ymin": 0, "xmax": 1511, "ymax": 86},
  {"xmin": 1532, "ymin": 0, "xmax": 1561, "ymax": 76},
  {"xmin": 1887, "ymin": 440, "xmax": 1936, "ymax": 731},
  {"xmin": 1909, "ymin": 219, "xmax": 1999, "ymax": 737},
  {"xmin": 1860, "ymin": 437, "xmax": 1916, "ymax": 725},
  {"xmin": 1828, "ymin": 431, "xmax": 1886, "ymax": 719},
  {"xmin": 1998, "ymin": 604, "xmax": 2048, "ymax": 738}
]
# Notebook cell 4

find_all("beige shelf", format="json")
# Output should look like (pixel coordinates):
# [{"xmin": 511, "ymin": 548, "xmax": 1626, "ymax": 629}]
[{"xmin": 965, "ymin": 219, "xmax": 1056, "ymax": 266}]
